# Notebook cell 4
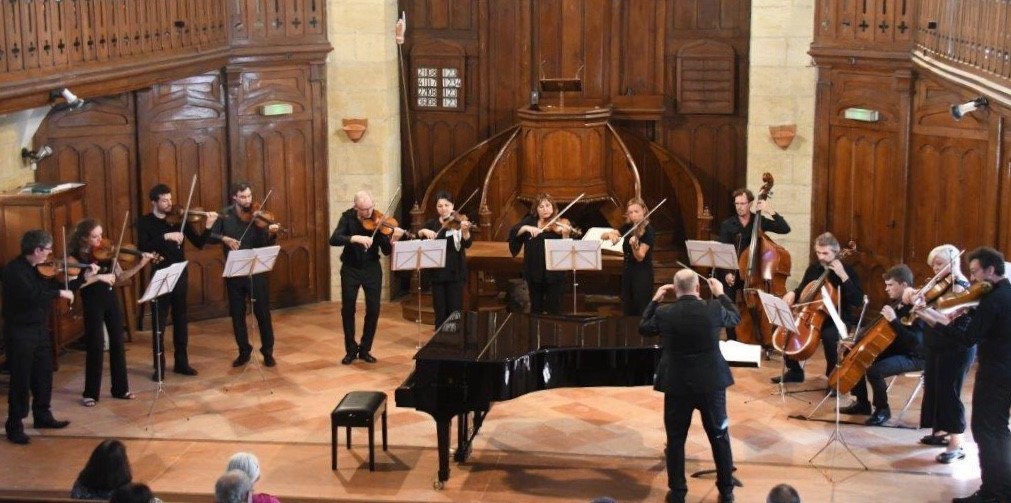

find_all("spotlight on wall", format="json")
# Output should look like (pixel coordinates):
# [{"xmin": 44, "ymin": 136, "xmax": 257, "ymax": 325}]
[
  {"xmin": 21, "ymin": 145, "xmax": 54, "ymax": 166},
  {"xmin": 951, "ymin": 97, "xmax": 988, "ymax": 120},
  {"xmin": 49, "ymin": 87, "xmax": 86, "ymax": 111}
]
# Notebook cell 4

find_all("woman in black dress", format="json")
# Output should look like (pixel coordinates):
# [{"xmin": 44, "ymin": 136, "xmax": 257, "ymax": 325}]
[
  {"xmin": 417, "ymin": 190, "xmax": 473, "ymax": 329},
  {"xmin": 603, "ymin": 198, "xmax": 655, "ymax": 316},
  {"xmin": 508, "ymin": 193, "xmax": 574, "ymax": 315}
]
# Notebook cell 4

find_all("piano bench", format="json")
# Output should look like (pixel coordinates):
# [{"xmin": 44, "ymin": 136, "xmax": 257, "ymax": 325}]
[{"xmin": 331, "ymin": 391, "xmax": 388, "ymax": 472}]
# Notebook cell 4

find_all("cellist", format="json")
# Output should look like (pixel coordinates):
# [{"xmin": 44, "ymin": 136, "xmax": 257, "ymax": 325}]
[
  {"xmin": 718, "ymin": 188, "xmax": 791, "ymax": 340},
  {"xmin": 773, "ymin": 232, "xmax": 863, "ymax": 386},
  {"xmin": 838, "ymin": 264, "xmax": 925, "ymax": 426}
]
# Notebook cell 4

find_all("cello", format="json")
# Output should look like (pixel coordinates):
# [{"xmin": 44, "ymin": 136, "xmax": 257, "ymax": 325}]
[
  {"xmin": 827, "ymin": 315, "xmax": 896, "ymax": 394},
  {"xmin": 734, "ymin": 173, "xmax": 792, "ymax": 346},
  {"xmin": 772, "ymin": 241, "xmax": 858, "ymax": 360}
]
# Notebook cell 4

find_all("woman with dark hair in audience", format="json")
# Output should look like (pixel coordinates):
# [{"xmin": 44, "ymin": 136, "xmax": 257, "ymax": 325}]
[
  {"xmin": 70, "ymin": 439, "xmax": 132, "ymax": 500},
  {"xmin": 109, "ymin": 482, "xmax": 158, "ymax": 503}
]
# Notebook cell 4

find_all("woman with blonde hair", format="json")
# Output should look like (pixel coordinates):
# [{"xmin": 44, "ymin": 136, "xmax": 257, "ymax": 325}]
[{"xmin": 603, "ymin": 198, "xmax": 655, "ymax": 315}]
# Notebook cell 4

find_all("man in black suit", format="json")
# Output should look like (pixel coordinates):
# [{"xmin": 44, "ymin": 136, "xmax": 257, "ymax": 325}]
[{"xmin": 640, "ymin": 269, "xmax": 740, "ymax": 503}]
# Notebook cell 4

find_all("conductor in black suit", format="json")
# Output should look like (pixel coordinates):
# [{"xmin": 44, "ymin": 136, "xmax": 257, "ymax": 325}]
[{"xmin": 640, "ymin": 269, "xmax": 740, "ymax": 503}]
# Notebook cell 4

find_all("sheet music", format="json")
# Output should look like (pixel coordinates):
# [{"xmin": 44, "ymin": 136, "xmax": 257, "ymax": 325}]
[
  {"xmin": 720, "ymin": 340, "xmax": 762, "ymax": 367},
  {"xmin": 582, "ymin": 227, "xmax": 622, "ymax": 254}
]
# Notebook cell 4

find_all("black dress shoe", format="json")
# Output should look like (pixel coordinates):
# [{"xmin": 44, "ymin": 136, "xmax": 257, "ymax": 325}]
[
  {"xmin": 718, "ymin": 494, "xmax": 735, "ymax": 503},
  {"xmin": 358, "ymin": 352, "xmax": 377, "ymax": 363},
  {"xmin": 936, "ymin": 447, "xmax": 966, "ymax": 464},
  {"xmin": 263, "ymin": 355, "xmax": 276, "ymax": 367},
  {"xmin": 920, "ymin": 433, "xmax": 950, "ymax": 446},
  {"xmin": 34, "ymin": 417, "xmax": 70, "ymax": 429},
  {"xmin": 232, "ymin": 353, "xmax": 251, "ymax": 367},
  {"xmin": 839, "ymin": 400, "xmax": 871, "ymax": 415},
  {"xmin": 6, "ymin": 430, "xmax": 29, "ymax": 445},
  {"xmin": 953, "ymin": 491, "xmax": 1001, "ymax": 503},
  {"xmin": 865, "ymin": 407, "xmax": 891, "ymax": 426},
  {"xmin": 173, "ymin": 365, "xmax": 199, "ymax": 376},
  {"xmin": 341, "ymin": 353, "xmax": 356, "ymax": 365},
  {"xmin": 771, "ymin": 371, "xmax": 804, "ymax": 384}
]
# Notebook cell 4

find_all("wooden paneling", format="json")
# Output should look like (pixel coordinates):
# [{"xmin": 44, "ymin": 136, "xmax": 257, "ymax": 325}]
[
  {"xmin": 136, "ymin": 72, "xmax": 230, "ymax": 319},
  {"xmin": 34, "ymin": 95, "xmax": 137, "ymax": 240}
]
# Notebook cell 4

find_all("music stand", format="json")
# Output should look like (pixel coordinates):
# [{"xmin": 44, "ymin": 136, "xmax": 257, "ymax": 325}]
[
  {"xmin": 137, "ymin": 261, "xmax": 189, "ymax": 428},
  {"xmin": 222, "ymin": 245, "xmax": 280, "ymax": 393},
  {"xmin": 685, "ymin": 240, "xmax": 739, "ymax": 277},
  {"xmin": 391, "ymin": 239, "xmax": 447, "ymax": 348},
  {"xmin": 582, "ymin": 227, "xmax": 623, "ymax": 255},
  {"xmin": 539, "ymin": 77, "xmax": 581, "ymax": 109},
  {"xmin": 740, "ymin": 291, "xmax": 811, "ymax": 404},
  {"xmin": 545, "ymin": 239, "xmax": 601, "ymax": 315}
]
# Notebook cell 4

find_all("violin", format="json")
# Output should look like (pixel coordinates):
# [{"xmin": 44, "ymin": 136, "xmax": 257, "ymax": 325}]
[
  {"xmin": 935, "ymin": 280, "xmax": 993, "ymax": 315},
  {"xmin": 361, "ymin": 209, "xmax": 411, "ymax": 238},
  {"xmin": 240, "ymin": 203, "xmax": 287, "ymax": 234},
  {"xmin": 92, "ymin": 238, "xmax": 163, "ymax": 265},
  {"xmin": 545, "ymin": 217, "xmax": 583, "ymax": 238},
  {"xmin": 439, "ymin": 211, "xmax": 475, "ymax": 232},
  {"xmin": 165, "ymin": 205, "xmax": 215, "ymax": 227},
  {"xmin": 36, "ymin": 259, "xmax": 86, "ymax": 280}
]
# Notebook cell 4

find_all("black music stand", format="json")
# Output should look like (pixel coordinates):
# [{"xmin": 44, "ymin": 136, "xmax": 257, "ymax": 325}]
[
  {"xmin": 222, "ymin": 245, "xmax": 280, "ymax": 394},
  {"xmin": 137, "ymin": 261, "xmax": 189, "ymax": 428},
  {"xmin": 545, "ymin": 239, "xmax": 601, "ymax": 315},
  {"xmin": 743, "ymin": 290, "xmax": 812, "ymax": 404},
  {"xmin": 391, "ymin": 239, "xmax": 446, "ymax": 348}
]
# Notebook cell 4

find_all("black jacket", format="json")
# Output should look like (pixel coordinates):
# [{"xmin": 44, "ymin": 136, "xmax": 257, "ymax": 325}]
[
  {"xmin": 718, "ymin": 213, "xmax": 791, "ymax": 255},
  {"xmin": 329, "ymin": 207, "xmax": 394, "ymax": 268},
  {"xmin": 422, "ymin": 218, "xmax": 472, "ymax": 283},
  {"xmin": 208, "ymin": 204, "xmax": 278, "ymax": 258},
  {"xmin": 1, "ymin": 256, "xmax": 83, "ymax": 326},
  {"xmin": 792, "ymin": 262, "xmax": 864, "ymax": 325},
  {"xmin": 639, "ymin": 294, "xmax": 740, "ymax": 394},
  {"xmin": 508, "ymin": 214, "xmax": 565, "ymax": 283},
  {"xmin": 136, "ymin": 212, "xmax": 211, "ymax": 270},
  {"xmin": 942, "ymin": 278, "xmax": 1011, "ymax": 382},
  {"xmin": 878, "ymin": 303, "xmax": 925, "ymax": 359}
]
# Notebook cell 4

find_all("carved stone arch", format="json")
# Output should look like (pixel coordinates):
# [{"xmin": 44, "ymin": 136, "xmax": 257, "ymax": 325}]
[{"xmin": 675, "ymin": 40, "xmax": 736, "ymax": 115}]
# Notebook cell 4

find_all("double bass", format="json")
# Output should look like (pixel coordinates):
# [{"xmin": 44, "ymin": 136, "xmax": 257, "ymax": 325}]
[
  {"xmin": 734, "ymin": 173, "xmax": 792, "ymax": 346},
  {"xmin": 772, "ymin": 241, "xmax": 858, "ymax": 359}
]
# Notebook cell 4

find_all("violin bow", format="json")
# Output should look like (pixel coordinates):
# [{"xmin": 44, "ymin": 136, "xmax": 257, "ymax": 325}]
[
  {"xmin": 454, "ymin": 188, "xmax": 480, "ymax": 216},
  {"xmin": 103, "ymin": 210, "xmax": 131, "ymax": 291},
  {"xmin": 538, "ymin": 193, "xmax": 585, "ymax": 231},
  {"xmin": 619, "ymin": 198, "xmax": 667, "ymax": 242},
  {"xmin": 61, "ymin": 226, "xmax": 71, "ymax": 292},
  {"xmin": 918, "ymin": 249, "xmax": 966, "ymax": 298},
  {"xmin": 178, "ymin": 174, "xmax": 198, "ymax": 236},
  {"xmin": 369, "ymin": 186, "xmax": 403, "ymax": 242},
  {"xmin": 237, "ymin": 188, "xmax": 274, "ymax": 246}
]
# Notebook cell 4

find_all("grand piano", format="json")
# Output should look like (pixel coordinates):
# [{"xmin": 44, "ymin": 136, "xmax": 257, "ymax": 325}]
[{"xmin": 395, "ymin": 309, "xmax": 659, "ymax": 488}]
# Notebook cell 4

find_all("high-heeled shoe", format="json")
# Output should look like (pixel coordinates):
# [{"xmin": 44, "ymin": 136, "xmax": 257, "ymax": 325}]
[{"xmin": 936, "ymin": 447, "xmax": 965, "ymax": 464}]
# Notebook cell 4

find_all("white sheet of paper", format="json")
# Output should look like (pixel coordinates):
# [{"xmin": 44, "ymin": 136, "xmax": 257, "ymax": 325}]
[
  {"xmin": 544, "ymin": 239, "xmax": 602, "ymax": 271},
  {"xmin": 719, "ymin": 340, "xmax": 762, "ymax": 367},
  {"xmin": 756, "ymin": 289, "xmax": 798, "ymax": 334},
  {"xmin": 222, "ymin": 245, "xmax": 280, "ymax": 278},
  {"xmin": 138, "ymin": 261, "xmax": 188, "ymax": 304},
  {"xmin": 820, "ymin": 285, "xmax": 848, "ymax": 338},
  {"xmin": 391, "ymin": 239, "xmax": 447, "ymax": 271},
  {"xmin": 685, "ymin": 240, "xmax": 739, "ymax": 270},
  {"xmin": 582, "ymin": 227, "xmax": 622, "ymax": 254}
]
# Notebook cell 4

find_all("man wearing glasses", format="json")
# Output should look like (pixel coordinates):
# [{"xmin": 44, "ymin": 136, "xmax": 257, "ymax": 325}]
[
  {"xmin": 3, "ymin": 229, "xmax": 95, "ymax": 444},
  {"xmin": 329, "ymin": 190, "xmax": 405, "ymax": 365}
]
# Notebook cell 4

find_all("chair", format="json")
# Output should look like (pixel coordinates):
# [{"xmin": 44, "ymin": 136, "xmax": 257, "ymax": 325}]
[
  {"xmin": 886, "ymin": 371, "xmax": 925, "ymax": 422},
  {"xmin": 331, "ymin": 391, "xmax": 388, "ymax": 471}
]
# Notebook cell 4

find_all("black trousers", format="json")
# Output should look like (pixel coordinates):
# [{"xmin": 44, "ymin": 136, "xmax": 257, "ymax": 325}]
[
  {"xmin": 971, "ymin": 375, "xmax": 1011, "ymax": 498},
  {"xmin": 786, "ymin": 323, "xmax": 841, "ymax": 376},
  {"xmin": 225, "ymin": 274, "xmax": 274, "ymax": 357},
  {"xmin": 81, "ymin": 291, "xmax": 128, "ymax": 400},
  {"xmin": 4, "ymin": 324, "xmax": 54, "ymax": 432},
  {"xmin": 920, "ymin": 344, "xmax": 976, "ymax": 434},
  {"xmin": 431, "ymin": 279, "xmax": 464, "ymax": 329},
  {"xmin": 151, "ymin": 271, "xmax": 191, "ymax": 372},
  {"xmin": 527, "ymin": 280, "xmax": 563, "ymax": 315},
  {"xmin": 664, "ymin": 391, "xmax": 735, "ymax": 499},
  {"xmin": 621, "ymin": 266, "xmax": 654, "ymax": 316},
  {"xmin": 340, "ymin": 262, "xmax": 382, "ymax": 354},
  {"xmin": 851, "ymin": 354, "xmax": 924, "ymax": 409}
]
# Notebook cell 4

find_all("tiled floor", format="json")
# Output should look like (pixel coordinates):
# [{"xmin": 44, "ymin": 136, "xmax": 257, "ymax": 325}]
[{"xmin": 0, "ymin": 302, "xmax": 984, "ymax": 502}]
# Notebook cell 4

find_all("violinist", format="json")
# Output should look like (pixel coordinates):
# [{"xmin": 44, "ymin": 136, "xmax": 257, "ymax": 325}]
[
  {"xmin": 329, "ymin": 190, "xmax": 406, "ymax": 365},
  {"xmin": 602, "ymin": 198, "xmax": 655, "ymax": 316},
  {"xmin": 923, "ymin": 247, "xmax": 1011, "ymax": 503},
  {"xmin": 773, "ymin": 232, "xmax": 863, "ymax": 385},
  {"xmin": 912, "ymin": 244, "xmax": 974, "ymax": 464},
  {"xmin": 838, "ymin": 265, "xmax": 924, "ymax": 426},
  {"xmin": 416, "ymin": 191, "xmax": 473, "ymax": 330},
  {"xmin": 69, "ymin": 219, "xmax": 156, "ymax": 407},
  {"xmin": 508, "ymin": 193, "xmax": 573, "ymax": 315},
  {"xmin": 718, "ymin": 188, "xmax": 791, "ymax": 340},
  {"xmin": 3, "ymin": 229, "xmax": 93, "ymax": 444},
  {"xmin": 208, "ymin": 182, "xmax": 280, "ymax": 368},
  {"xmin": 137, "ymin": 184, "xmax": 218, "ymax": 379}
]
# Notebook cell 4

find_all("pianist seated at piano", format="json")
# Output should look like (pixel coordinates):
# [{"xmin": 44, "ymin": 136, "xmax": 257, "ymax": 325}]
[
  {"xmin": 416, "ymin": 190, "xmax": 473, "ymax": 331},
  {"xmin": 639, "ymin": 269, "xmax": 740, "ymax": 503},
  {"xmin": 508, "ymin": 193, "xmax": 575, "ymax": 316}
]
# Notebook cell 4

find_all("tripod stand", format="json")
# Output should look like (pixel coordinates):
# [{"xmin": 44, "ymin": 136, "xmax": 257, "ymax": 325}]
[
  {"xmin": 544, "ymin": 239, "xmax": 600, "ymax": 315},
  {"xmin": 137, "ymin": 262, "xmax": 190, "ymax": 429},
  {"xmin": 807, "ymin": 337, "xmax": 868, "ymax": 482},
  {"xmin": 392, "ymin": 239, "xmax": 446, "ymax": 348}
]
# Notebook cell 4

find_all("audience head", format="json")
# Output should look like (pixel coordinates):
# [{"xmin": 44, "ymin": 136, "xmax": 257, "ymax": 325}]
[
  {"xmin": 215, "ymin": 469, "xmax": 252, "ymax": 503},
  {"xmin": 767, "ymin": 483, "xmax": 801, "ymax": 503},
  {"xmin": 109, "ymin": 482, "xmax": 157, "ymax": 503},
  {"xmin": 77, "ymin": 439, "xmax": 132, "ymax": 493},
  {"xmin": 589, "ymin": 498, "xmax": 618, "ymax": 503},
  {"xmin": 226, "ymin": 451, "xmax": 261, "ymax": 484}
]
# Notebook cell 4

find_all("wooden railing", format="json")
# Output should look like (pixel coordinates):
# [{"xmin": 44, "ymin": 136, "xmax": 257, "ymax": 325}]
[
  {"xmin": 0, "ymin": 0, "xmax": 329, "ymax": 112},
  {"xmin": 914, "ymin": 0, "xmax": 1011, "ymax": 82},
  {"xmin": 814, "ymin": 0, "xmax": 915, "ymax": 49}
]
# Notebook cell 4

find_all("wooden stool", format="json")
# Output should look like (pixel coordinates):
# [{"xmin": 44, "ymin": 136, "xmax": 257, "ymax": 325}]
[{"xmin": 331, "ymin": 391, "xmax": 388, "ymax": 471}]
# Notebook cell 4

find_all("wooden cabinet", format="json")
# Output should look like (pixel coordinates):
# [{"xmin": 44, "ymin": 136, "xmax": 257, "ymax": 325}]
[{"xmin": 0, "ymin": 184, "xmax": 87, "ymax": 368}]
